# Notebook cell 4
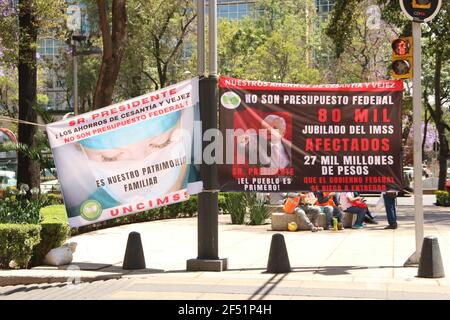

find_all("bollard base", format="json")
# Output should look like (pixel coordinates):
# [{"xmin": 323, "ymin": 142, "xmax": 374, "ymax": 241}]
[
  {"xmin": 418, "ymin": 236, "xmax": 445, "ymax": 278},
  {"xmin": 404, "ymin": 252, "xmax": 420, "ymax": 267},
  {"xmin": 186, "ymin": 258, "xmax": 228, "ymax": 272},
  {"xmin": 267, "ymin": 233, "xmax": 291, "ymax": 273},
  {"xmin": 122, "ymin": 232, "xmax": 146, "ymax": 270}
]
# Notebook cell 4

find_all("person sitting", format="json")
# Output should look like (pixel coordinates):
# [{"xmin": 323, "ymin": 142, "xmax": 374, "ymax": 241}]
[
  {"xmin": 352, "ymin": 192, "xmax": 378, "ymax": 224},
  {"xmin": 284, "ymin": 192, "xmax": 322, "ymax": 232},
  {"xmin": 315, "ymin": 191, "xmax": 344, "ymax": 230},
  {"xmin": 338, "ymin": 192, "xmax": 367, "ymax": 229}
]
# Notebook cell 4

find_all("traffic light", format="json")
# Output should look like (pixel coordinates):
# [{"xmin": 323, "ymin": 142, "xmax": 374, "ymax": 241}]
[
  {"xmin": 412, "ymin": 0, "xmax": 432, "ymax": 9},
  {"xmin": 391, "ymin": 37, "xmax": 413, "ymax": 80}
]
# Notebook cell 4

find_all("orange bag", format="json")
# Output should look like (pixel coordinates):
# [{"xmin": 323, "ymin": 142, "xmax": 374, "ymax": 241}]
[
  {"xmin": 283, "ymin": 196, "xmax": 300, "ymax": 214},
  {"xmin": 319, "ymin": 192, "xmax": 336, "ymax": 206}
]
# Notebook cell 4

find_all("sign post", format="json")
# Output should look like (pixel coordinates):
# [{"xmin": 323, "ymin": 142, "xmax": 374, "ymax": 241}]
[{"xmin": 399, "ymin": 0, "xmax": 442, "ymax": 265}]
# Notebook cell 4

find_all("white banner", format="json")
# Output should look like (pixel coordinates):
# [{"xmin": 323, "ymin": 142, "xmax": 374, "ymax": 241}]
[{"xmin": 47, "ymin": 78, "xmax": 202, "ymax": 227}]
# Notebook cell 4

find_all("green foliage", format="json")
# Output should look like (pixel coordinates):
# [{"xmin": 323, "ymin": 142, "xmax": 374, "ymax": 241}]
[
  {"xmin": 435, "ymin": 191, "xmax": 450, "ymax": 207},
  {"xmin": 40, "ymin": 204, "xmax": 67, "ymax": 224},
  {"xmin": 217, "ymin": 0, "xmax": 321, "ymax": 84},
  {"xmin": 30, "ymin": 222, "xmax": 70, "ymax": 267},
  {"xmin": 0, "ymin": 197, "xmax": 42, "ymax": 224},
  {"xmin": 116, "ymin": 0, "xmax": 196, "ymax": 97},
  {"xmin": 246, "ymin": 193, "xmax": 270, "ymax": 225},
  {"xmin": 325, "ymin": 0, "xmax": 363, "ymax": 59},
  {"xmin": 223, "ymin": 193, "xmax": 247, "ymax": 225},
  {"xmin": 0, "ymin": 0, "xmax": 67, "ymax": 67},
  {"xmin": 0, "ymin": 185, "xmax": 52, "ymax": 224},
  {"xmin": 0, "ymin": 128, "xmax": 54, "ymax": 170},
  {"xmin": 218, "ymin": 193, "xmax": 227, "ymax": 214},
  {"xmin": 41, "ymin": 194, "xmax": 64, "ymax": 207},
  {"xmin": 0, "ymin": 224, "xmax": 41, "ymax": 269},
  {"xmin": 323, "ymin": 0, "xmax": 396, "ymax": 83},
  {"xmin": 72, "ymin": 196, "xmax": 200, "ymax": 235}
]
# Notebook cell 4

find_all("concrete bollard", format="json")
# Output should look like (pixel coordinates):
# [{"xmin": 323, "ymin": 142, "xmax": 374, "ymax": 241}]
[
  {"xmin": 418, "ymin": 236, "xmax": 445, "ymax": 278},
  {"xmin": 266, "ymin": 233, "xmax": 291, "ymax": 273},
  {"xmin": 122, "ymin": 232, "xmax": 146, "ymax": 270}
]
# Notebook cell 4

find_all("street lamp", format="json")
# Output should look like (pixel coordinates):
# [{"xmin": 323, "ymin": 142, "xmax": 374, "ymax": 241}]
[
  {"xmin": 71, "ymin": 34, "xmax": 85, "ymax": 116},
  {"xmin": 70, "ymin": 34, "xmax": 102, "ymax": 116}
]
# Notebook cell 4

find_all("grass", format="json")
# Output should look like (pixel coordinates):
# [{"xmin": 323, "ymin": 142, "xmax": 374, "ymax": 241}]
[{"xmin": 40, "ymin": 205, "xmax": 68, "ymax": 224}]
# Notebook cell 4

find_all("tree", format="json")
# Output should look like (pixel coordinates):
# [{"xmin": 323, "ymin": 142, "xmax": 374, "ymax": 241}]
[
  {"xmin": 325, "ymin": 0, "xmax": 397, "ymax": 83},
  {"xmin": 216, "ymin": 0, "xmax": 321, "ymax": 84},
  {"xmin": 382, "ymin": 0, "xmax": 450, "ymax": 190},
  {"xmin": 93, "ymin": 0, "xmax": 127, "ymax": 109},
  {"xmin": 326, "ymin": 0, "xmax": 450, "ymax": 190},
  {"xmin": 17, "ymin": 0, "xmax": 44, "ymax": 196},
  {"xmin": 0, "ymin": 0, "xmax": 65, "ymax": 196},
  {"xmin": 117, "ymin": 0, "xmax": 196, "ymax": 95}
]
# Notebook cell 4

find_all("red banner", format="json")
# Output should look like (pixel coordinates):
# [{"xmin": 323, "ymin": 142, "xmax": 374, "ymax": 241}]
[{"xmin": 219, "ymin": 76, "xmax": 404, "ymax": 193}]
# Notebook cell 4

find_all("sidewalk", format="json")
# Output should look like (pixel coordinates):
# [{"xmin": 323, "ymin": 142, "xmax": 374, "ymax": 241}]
[{"xmin": 1, "ymin": 195, "xmax": 449, "ymax": 299}]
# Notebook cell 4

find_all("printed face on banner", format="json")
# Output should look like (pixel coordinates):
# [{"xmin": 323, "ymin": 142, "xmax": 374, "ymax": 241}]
[
  {"xmin": 219, "ymin": 77, "xmax": 404, "ymax": 193},
  {"xmin": 46, "ymin": 78, "xmax": 202, "ymax": 228},
  {"xmin": 77, "ymin": 110, "xmax": 188, "ymax": 205},
  {"xmin": 232, "ymin": 109, "xmax": 293, "ymax": 178}
]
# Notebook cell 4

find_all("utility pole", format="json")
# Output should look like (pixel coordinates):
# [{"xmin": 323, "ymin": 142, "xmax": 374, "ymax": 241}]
[
  {"xmin": 399, "ymin": 0, "xmax": 442, "ymax": 266},
  {"xmin": 67, "ymin": 4, "xmax": 82, "ymax": 116},
  {"xmin": 187, "ymin": 0, "xmax": 228, "ymax": 272},
  {"xmin": 72, "ymin": 37, "xmax": 79, "ymax": 116},
  {"xmin": 405, "ymin": 21, "xmax": 424, "ymax": 265}
]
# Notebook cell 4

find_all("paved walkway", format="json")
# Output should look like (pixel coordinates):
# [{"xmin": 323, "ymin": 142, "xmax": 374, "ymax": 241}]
[{"xmin": 0, "ymin": 195, "xmax": 449, "ymax": 299}]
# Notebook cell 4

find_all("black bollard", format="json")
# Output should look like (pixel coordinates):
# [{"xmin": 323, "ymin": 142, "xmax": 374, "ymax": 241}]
[
  {"xmin": 418, "ymin": 236, "xmax": 445, "ymax": 278},
  {"xmin": 266, "ymin": 233, "xmax": 291, "ymax": 273},
  {"xmin": 123, "ymin": 232, "xmax": 146, "ymax": 270}
]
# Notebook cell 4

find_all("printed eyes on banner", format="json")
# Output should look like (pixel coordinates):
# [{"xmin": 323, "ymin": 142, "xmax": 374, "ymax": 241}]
[
  {"xmin": 83, "ymin": 128, "xmax": 177, "ymax": 162},
  {"xmin": 221, "ymin": 92, "xmax": 241, "ymax": 109}
]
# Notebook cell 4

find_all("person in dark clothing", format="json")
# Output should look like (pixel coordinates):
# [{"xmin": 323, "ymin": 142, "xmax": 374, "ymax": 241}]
[
  {"xmin": 353, "ymin": 192, "xmax": 378, "ymax": 224},
  {"xmin": 383, "ymin": 191, "xmax": 398, "ymax": 229},
  {"xmin": 315, "ymin": 191, "xmax": 344, "ymax": 230}
]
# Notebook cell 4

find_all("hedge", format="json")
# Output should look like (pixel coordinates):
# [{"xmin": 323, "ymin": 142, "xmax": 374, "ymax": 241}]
[
  {"xmin": 0, "ymin": 224, "xmax": 41, "ymax": 269},
  {"xmin": 72, "ymin": 194, "xmax": 229, "ymax": 235},
  {"xmin": 435, "ymin": 190, "xmax": 450, "ymax": 206},
  {"xmin": 30, "ymin": 223, "xmax": 70, "ymax": 267}
]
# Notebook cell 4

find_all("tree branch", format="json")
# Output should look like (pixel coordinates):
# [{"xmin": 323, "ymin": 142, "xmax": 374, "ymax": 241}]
[
  {"xmin": 163, "ymin": 13, "xmax": 196, "ymax": 66},
  {"xmin": 143, "ymin": 71, "xmax": 159, "ymax": 90}
]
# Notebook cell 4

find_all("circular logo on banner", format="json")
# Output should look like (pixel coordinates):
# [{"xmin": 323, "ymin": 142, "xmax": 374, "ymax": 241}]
[
  {"xmin": 80, "ymin": 200, "xmax": 103, "ymax": 221},
  {"xmin": 400, "ymin": 0, "xmax": 442, "ymax": 23},
  {"xmin": 221, "ymin": 91, "xmax": 241, "ymax": 109}
]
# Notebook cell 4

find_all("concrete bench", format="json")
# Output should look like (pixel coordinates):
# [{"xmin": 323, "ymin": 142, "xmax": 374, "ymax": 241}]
[{"xmin": 271, "ymin": 210, "xmax": 356, "ymax": 231}]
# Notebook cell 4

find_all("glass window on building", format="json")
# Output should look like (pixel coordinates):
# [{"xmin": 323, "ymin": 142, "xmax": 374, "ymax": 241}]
[
  {"xmin": 316, "ymin": 0, "xmax": 335, "ymax": 15},
  {"xmin": 208, "ymin": 1, "xmax": 256, "ymax": 20}
]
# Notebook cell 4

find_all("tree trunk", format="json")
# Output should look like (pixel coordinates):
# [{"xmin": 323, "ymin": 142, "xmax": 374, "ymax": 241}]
[
  {"xmin": 438, "ymin": 135, "xmax": 449, "ymax": 190},
  {"xmin": 93, "ymin": 0, "xmax": 127, "ymax": 109},
  {"xmin": 432, "ymin": 50, "xmax": 448, "ymax": 190},
  {"xmin": 17, "ymin": 0, "xmax": 40, "ymax": 198},
  {"xmin": 422, "ymin": 106, "xmax": 429, "ymax": 161}
]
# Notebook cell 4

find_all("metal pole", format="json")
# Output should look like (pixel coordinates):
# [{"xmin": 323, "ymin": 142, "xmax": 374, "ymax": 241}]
[
  {"xmin": 197, "ymin": 0, "xmax": 205, "ymax": 76},
  {"xmin": 187, "ymin": 0, "xmax": 227, "ymax": 271},
  {"xmin": 209, "ymin": 0, "xmax": 217, "ymax": 75},
  {"xmin": 405, "ymin": 21, "xmax": 424, "ymax": 265},
  {"xmin": 198, "ymin": 0, "xmax": 219, "ymax": 260},
  {"xmin": 72, "ymin": 39, "xmax": 79, "ymax": 116}
]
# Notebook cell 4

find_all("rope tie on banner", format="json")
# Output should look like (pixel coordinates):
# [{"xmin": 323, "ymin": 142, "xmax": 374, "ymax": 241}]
[
  {"xmin": 0, "ymin": 116, "xmax": 47, "ymax": 128},
  {"xmin": 201, "ymin": 189, "xmax": 220, "ymax": 193}
]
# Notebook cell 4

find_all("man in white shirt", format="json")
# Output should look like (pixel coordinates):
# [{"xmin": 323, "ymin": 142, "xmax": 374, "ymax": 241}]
[
  {"xmin": 259, "ymin": 115, "xmax": 291, "ymax": 170},
  {"xmin": 235, "ymin": 114, "xmax": 292, "ymax": 172}
]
